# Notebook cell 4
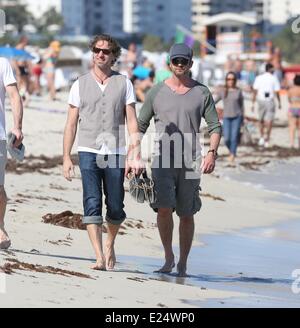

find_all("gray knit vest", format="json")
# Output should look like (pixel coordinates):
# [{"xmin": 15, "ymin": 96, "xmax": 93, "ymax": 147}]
[{"xmin": 78, "ymin": 71, "xmax": 127, "ymax": 150}]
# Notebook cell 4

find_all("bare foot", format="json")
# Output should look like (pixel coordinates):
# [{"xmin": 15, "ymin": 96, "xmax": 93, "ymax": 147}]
[
  {"xmin": 105, "ymin": 243, "xmax": 116, "ymax": 270},
  {"xmin": 228, "ymin": 154, "xmax": 235, "ymax": 163},
  {"xmin": 91, "ymin": 258, "xmax": 106, "ymax": 271},
  {"xmin": 0, "ymin": 228, "xmax": 11, "ymax": 250},
  {"xmin": 154, "ymin": 258, "xmax": 175, "ymax": 273},
  {"xmin": 176, "ymin": 263, "xmax": 187, "ymax": 277}
]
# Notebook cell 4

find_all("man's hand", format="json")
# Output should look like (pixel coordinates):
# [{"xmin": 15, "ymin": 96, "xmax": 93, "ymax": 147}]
[
  {"xmin": 201, "ymin": 153, "xmax": 216, "ymax": 174},
  {"xmin": 10, "ymin": 127, "xmax": 23, "ymax": 147},
  {"xmin": 63, "ymin": 157, "xmax": 75, "ymax": 181},
  {"xmin": 125, "ymin": 157, "xmax": 145, "ymax": 178}
]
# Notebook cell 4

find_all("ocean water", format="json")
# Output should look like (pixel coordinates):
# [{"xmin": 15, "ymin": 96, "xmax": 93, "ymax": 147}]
[
  {"xmin": 115, "ymin": 218, "xmax": 300, "ymax": 307},
  {"xmin": 116, "ymin": 219, "xmax": 300, "ymax": 307},
  {"xmin": 221, "ymin": 159, "xmax": 300, "ymax": 206},
  {"xmin": 116, "ymin": 159, "xmax": 300, "ymax": 307}
]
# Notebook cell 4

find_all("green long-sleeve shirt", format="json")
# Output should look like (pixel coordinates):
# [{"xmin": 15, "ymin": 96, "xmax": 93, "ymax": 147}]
[{"xmin": 138, "ymin": 81, "xmax": 222, "ymax": 161}]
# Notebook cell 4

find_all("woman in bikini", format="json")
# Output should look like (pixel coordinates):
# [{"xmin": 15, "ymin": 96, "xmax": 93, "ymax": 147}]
[{"xmin": 44, "ymin": 41, "xmax": 61, "ymax": 101}]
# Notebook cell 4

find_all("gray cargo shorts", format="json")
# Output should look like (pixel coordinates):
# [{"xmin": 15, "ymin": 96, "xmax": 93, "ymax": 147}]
[
  {"xmin": 150, "ymin": 157, "xmax": 202, "ymax": 217},
  {"xmin": 257, "ymin": 100, "xmax": 275, "ymax": 122}
]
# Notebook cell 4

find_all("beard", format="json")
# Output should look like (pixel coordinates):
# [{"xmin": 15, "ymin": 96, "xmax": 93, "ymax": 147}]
[{"xmin": 173, "ymin": 68, "xmax": 189, "ymax": 78}]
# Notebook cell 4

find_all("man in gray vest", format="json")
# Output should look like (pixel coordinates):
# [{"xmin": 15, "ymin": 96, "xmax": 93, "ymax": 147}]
[
  {"xmin": 63, "ymin": 34, "xmax": 143, "ymax": 271},
  {"xmin": 138, "ymin": 43, "xmax": 222, "ymax": 277}
]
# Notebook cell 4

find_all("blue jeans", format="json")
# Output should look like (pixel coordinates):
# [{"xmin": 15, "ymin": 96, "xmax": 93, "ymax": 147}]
[
  {"xmin": 78, "ymin": 152, "xmax": 126, "ymax": 225},
  {"xmin": 222, "ymin": 116, "xmax": 243, "ymax": 156}
]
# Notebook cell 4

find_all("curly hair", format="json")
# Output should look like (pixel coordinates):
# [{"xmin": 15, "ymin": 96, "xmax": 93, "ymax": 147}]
[{"xmin": 89, "ymin": 34, "xmax": 121, "ymax": 65}]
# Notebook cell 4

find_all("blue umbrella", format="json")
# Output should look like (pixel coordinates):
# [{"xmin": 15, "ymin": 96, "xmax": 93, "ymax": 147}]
[{"xmin": 0, "ymin": 47, "xmax": 34, "ymax": 60}]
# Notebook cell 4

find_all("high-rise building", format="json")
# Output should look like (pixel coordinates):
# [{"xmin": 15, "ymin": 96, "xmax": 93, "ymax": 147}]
[
  {"xmin": 61, "ymin": 0, "xmax": 191, "ymax": 40},
  {"xmin": 263, "ymin": 0, "xmax": 300, "ymax": 35},
  {"xmin": 62, "ymin": 0, "xmax": 125, "ymax": 37},
  {"xmin": 61, "ymin": 0, "xmax": 84, "ymax": 36},
  {"xmin": 124, "ymin": 0, "xmax": 192, "ymax": 41}
]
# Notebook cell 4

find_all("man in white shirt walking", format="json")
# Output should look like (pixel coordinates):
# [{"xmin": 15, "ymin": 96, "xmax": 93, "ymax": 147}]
[
  {"xmin": 63, "ymin": 34, "xmax": 143, "ymax": 271},
  {"xmin": 0, "ymin": 58, "xmax": 24, "ymax": 249},
  {"xmin": 252, "ymin": 63, "xmax": 281, "ymax": 148}
]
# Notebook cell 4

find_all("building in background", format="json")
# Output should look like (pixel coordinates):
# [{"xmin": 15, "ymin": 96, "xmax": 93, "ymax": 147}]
[
  {"xmin": 4, "ymin": 0, "xmax": 298, "ymax": 41},
  {"xmin": 62, "ymin": 0, "xmax": 125, "ymax": 38},
  {"xmin": 124, "ymin": 0, "xmax": 191, "ymax": 41},
  {"xmin": 85, "ymin": 0, "xmax": 124, "ymax": 37},
  {"xmin": 20, "ymin": 0, "xmax": 62, "ymax": 19},
  {"xmin": 263, "ymin": 0, "xmax": 300, "ymax": 35},
  {"xmin": 63, "ymin": 0, "xmax": 191, "ymax": 41},
  {"xmin": 192, "ymin": 0, "xmax": 264, "ymax": 40},
  {"xmin": 61, "ymin": 0, "xmax": 84, "ymax": 36}
]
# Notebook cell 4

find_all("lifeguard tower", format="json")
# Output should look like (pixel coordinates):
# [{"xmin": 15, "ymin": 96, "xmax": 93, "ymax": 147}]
[{"xmin": 201, "ymin": 12, "xmax": 258, "ymax": 58}]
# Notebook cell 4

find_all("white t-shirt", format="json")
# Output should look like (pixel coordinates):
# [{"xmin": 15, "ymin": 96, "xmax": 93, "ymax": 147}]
[
  {"xmin": 68, "ymin": 75, "xmax": 136, "ymax": 155},
  {"xmin": 253, "ymin": 72, "xmax": 280, "ymax": 102},
  {"xmin": 0, "ymin": 58, "xmax": 17, "ymax": 140}
]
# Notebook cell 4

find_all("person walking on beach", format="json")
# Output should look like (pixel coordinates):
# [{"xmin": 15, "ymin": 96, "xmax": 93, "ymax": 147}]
[
  {"xmin": 63, "ymin": 34, "xmax": 143, "ymax": 271},
  {"xmin": 138, "ymin": 43, "xmax": 222, "ymax": 277},
  {"xmin": 252, "ymin": 63, "xmax": 281, "ymax": 148},
  {"xmin": 214, "ymin": 71, "xmax": 244, "ymax": 163},
  {"xmin": 0, "ymin": 58, "xmax": 24, "ymax": 249},
  {"xmin": 287, "ymin": 74, "xmax": 300, "ymax": 149},
  {"xmin": 15, "ymin": 36, "xmax": 30, "ymax": 105},
  {"xmin": 44, "ymin": 41, "xmax": 61, "ymax": 101}
]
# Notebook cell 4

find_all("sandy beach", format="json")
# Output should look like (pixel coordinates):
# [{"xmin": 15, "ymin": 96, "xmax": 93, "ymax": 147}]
[{"xmin": 0, "ymin": 91, "xmax": 299, "ymax": 308}]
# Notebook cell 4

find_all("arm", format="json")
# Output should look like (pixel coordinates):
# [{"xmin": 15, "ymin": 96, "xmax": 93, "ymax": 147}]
[
  {"xmin": 212, "ymin": 87, "xmax": 222, "ymax": 104},
  {"xmin": 252, "ymin": 89, "xmax": 257, "ymax": 112},
  {"xmin": 63, "ymin": 105, "xmax": 79, "ymax": 181},
  {"xmin": 137, "ymin": 85, "xmax": 158, "ymax": 134},
  {"xmin": 125, "ymin": 103, "xmax": 144, "ymax": 177},
  {"xmin": 6, "ymin": 83, "xmax": 23, "ymax": 146},
  {"xmin": 201, "ymin": 91, "xmax": 222, "ymax": 174}
]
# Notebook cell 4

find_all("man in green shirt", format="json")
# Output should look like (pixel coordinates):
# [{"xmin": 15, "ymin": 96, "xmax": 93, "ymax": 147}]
[{"xmin": 138, "ymin": 43, "xmax": 222, "ymax": 277}]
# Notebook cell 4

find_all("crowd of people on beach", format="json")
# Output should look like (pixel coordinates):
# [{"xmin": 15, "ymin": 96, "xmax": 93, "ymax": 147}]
[
  {"xmin": 6, "ymin": 36, "xmax": 62, "ymax": 106},
  {"xmin": 0, "ymin": 33, "xmax": 300, "ymax": 277}
]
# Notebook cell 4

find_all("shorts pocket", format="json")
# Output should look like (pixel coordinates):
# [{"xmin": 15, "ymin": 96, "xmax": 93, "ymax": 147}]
[{"xmin": 193, "ymin": 186, "xmax": 202, "ymax": 213}]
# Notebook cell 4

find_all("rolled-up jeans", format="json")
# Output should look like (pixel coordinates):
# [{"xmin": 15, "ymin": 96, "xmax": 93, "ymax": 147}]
[
  {"xmin": 78, "ymin": 152, "xmax": 126, "ymax": 225},
  {"xmin": 222, "ymin": 115, "xmax": 243, "ymax": 156}
]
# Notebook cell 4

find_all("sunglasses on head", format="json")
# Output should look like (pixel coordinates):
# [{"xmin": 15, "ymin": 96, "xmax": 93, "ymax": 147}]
[
  {"xmin": 92, "ymin": 47, "xmax": 112, "ymax": 55},
  {"xmin": 171, "ymin": 57, "xmax": 190, "ymax": 66}
]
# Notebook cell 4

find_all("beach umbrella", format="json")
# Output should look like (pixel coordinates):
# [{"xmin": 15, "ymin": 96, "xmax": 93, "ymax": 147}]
[{"xmin": 0, "ymin": 46, "xmax": 34, "ymax": 60}]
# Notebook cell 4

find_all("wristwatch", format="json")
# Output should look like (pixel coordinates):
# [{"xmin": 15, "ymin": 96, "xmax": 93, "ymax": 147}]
[{"xmin": 207, "ymin": 149, "xmax": 218, "ymax": 159}]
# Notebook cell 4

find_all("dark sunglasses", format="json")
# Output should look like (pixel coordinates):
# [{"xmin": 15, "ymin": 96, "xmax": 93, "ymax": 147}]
[
  {"xmin": 92, "ymin": 47, "xmax": 111, "ymax": 55},
  {"xmin": 226, "ymin": 77, "xmax": 236, "ymax": 81},
  {"xmin": 171, "ymin": 57, "xmax": 189, "ymax": 66}
]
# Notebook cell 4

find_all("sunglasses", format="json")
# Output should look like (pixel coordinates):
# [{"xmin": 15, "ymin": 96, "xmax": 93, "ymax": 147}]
[
  {"xmin": 171, "ymin": 57, "xmax": 190, "ymax": 66},
  {"xmin": 92, "ymin": 47, "xmax": 112, "ymax": 55},
  {"xmin": 226, "ymin": 78, "xmax": 236, "ymax": 81}
]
